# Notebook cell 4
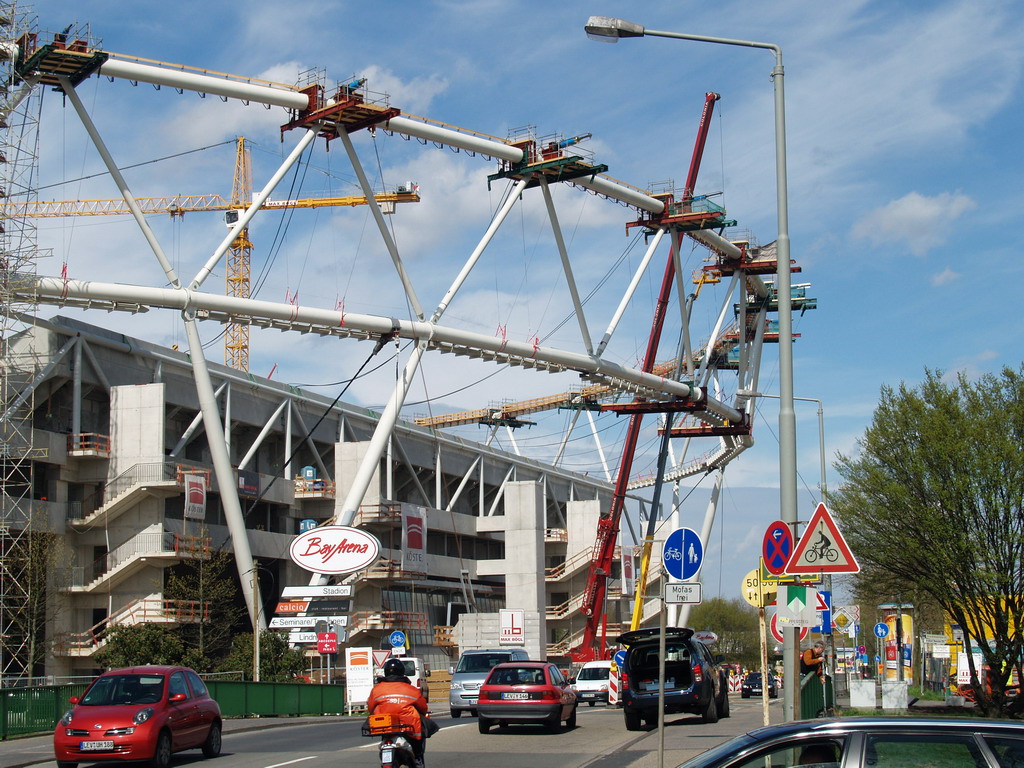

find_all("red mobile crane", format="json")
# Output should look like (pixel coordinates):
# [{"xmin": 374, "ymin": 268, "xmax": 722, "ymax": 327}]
[{"xmin": 569, "ymin": 92, "xmax": 721, "ymax": 663}]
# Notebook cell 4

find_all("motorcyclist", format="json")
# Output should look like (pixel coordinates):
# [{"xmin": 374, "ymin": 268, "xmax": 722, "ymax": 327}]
[{"xmin": 367, "ymin": 658, "xmax": 430, "ymax": 767}]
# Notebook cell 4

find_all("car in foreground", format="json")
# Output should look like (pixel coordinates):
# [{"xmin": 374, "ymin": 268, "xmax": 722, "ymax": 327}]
[
  {"xmin": 617, "ymin": 626, "xmax": 729, "ymax": 731},
  {"xmin": 476, "ymin": 661, "xmax": 577, "ymax": 733},
  {"xmin": 739, "ymin": 671, "xmax": 778, "ymax": 699},
  {"xmin": 674, "ymin": 716, "xmax": 1024, "ymax": 768},
  {"xmin": 53, "ymin": 665, "xmax": 222, "ymax": 768},
  {"xmin": 448, "ymin": 647, "xmax": 530, "ymax": 717}
]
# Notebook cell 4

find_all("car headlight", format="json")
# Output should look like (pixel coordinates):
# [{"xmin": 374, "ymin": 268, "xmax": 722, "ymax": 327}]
[
  {"xmin": 133, "ymin": 708, "xmax": 154, "ymax": 725},
  {"xmin": 60, "ymin": 710, "xmax": 74, "ymax": 727},
  {"xmin": 450, "ymin": 682, "xmax": 462, "ymax": 691}
]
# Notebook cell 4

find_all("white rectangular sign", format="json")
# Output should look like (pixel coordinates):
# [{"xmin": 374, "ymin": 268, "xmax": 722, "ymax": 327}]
[
  {"xmin": 346, "ymin": 647, "xmax": 374, "ymax": 706},
  {"xmin": 665, "ymin": 582, "xmax": 702, "ymax": 604},
  {"xmin": 499, "ymin": 609, "xmax": 525, "ymax": 646},
  {"xmin": 289, "ymin": 630, "xmax": 349, "ymax": 644},
  {"xmin": 269, "ymin": 615, "xmax": 349, "ymax": 629},
  {"xmin": 281, "ymin": 585, "xmax": 353, "ymax": 598}
]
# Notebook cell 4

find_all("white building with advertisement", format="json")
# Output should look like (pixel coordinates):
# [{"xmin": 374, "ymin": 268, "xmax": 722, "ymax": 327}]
[{"xmin": 3, "ymin": 315, "xmax": 659, "ymax": 679}]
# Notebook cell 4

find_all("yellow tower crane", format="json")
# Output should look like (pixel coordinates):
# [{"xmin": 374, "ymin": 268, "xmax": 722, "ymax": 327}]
[{"xmin": 5, "ymin": 136, "xmax": 420, "ymax": 370}]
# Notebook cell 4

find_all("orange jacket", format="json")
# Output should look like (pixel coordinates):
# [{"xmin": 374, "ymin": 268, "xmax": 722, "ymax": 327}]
[{"xmin": 367, "ymin": 678, "xmax": 429, "ymax": 738}]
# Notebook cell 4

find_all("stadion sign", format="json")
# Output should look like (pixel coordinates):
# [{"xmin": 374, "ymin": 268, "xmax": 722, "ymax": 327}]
[{"xmin": 289, "ymin": 525, "xmax": 381, "ymax": 574}]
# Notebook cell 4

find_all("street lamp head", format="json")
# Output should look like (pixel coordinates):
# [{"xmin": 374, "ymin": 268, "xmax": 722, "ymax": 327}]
[{"xmin": 585, "ymin": 16, "xmax": 645, "ymax": 42}]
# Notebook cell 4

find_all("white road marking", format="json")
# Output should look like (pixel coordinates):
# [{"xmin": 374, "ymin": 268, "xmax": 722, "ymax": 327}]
[{"xmin": 264, "ymin": 757, "xmax": 318, "ymax": 768}]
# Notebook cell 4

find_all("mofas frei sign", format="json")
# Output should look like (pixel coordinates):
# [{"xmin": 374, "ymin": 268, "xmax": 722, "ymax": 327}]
[{"xmin": 289, "ymin": 525, "xmax": 381, "ymax": 574}]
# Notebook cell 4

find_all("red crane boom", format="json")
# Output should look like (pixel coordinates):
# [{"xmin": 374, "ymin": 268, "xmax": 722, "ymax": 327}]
[{"xmin": 570, "ymin": 92, "xmax": 721, "ymax": 662}]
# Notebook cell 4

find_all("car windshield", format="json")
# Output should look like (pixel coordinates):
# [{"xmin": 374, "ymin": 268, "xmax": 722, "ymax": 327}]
[
  {"xmin": 489, "ymin": 666, "xmax": 546, "ymax": 686},
  {"xmin": 456, "ymin": 655, "xmax": 509, "ymax": 673},
  {"xmin": 81, "ymin": 674, "xmax": 165, "ymax": 706},
  {"xmin": 400, "ymin": 660, "xmax": 417, "ymax": 677},
  {"xmin": 746, "ymin": 673, "xmax": 762, "ymax": 682},
  {"xmin": 577, "ymin": 667, "xmax": 609, "ymax": 681}
]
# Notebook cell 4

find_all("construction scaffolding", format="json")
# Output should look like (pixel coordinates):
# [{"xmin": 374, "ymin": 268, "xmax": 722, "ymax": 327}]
[{"xmin": 0, "ymin": 2, "xmax": 47, "ymax": 681}]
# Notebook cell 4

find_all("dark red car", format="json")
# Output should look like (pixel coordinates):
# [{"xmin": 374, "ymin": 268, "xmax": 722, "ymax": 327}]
[
  {"xmin": 476, "ymin": 661, "xmax": 577, "ymax": 733},
  {"xmin": 53, "ymin": 665, "xmax": 222, "ymax": 768}
]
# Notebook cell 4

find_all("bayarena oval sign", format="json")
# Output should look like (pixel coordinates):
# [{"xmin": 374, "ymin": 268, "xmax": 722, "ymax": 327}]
[{"xmin": 289, "ymin": 525, "xmax": 381, "ymax": 574}]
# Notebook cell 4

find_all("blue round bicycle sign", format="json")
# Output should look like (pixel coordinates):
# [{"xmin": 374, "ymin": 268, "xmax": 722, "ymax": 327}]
[{"xmin": 663, "ymin": 527, "xmax": 703, "ymax": 580}]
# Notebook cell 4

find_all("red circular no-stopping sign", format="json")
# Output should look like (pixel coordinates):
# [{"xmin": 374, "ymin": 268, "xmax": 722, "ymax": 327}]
[
  {"xmin": 762, "ymin": 520, "xmax": 793, "ymax": 575},
  {"xmin": 770, "ymin": 613, "xmax": 808, "ymax": 644}
]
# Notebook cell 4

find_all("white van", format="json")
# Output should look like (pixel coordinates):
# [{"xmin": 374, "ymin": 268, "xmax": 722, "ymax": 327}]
[
  {"xmin": 376, "ymin": 656, "xmax": 431, "ymax": 701},
  {"xmin": 571, "ymin": 660, "xmax": 612, "ymax": 706}
]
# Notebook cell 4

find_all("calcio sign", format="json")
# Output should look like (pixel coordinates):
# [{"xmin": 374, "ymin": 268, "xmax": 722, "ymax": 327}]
[{"xmin": 289, "ymin": 525, "xmax": 381, "ymax": 574}]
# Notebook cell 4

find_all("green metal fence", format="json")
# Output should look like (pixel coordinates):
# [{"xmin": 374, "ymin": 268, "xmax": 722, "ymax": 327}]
[
  {"xmin": 799, "ymin": 672, "xmax": 835, "ymax": 719},
  {"xmin": 1, "ymin": 681, "xmax": 346, "ymax": 740}
]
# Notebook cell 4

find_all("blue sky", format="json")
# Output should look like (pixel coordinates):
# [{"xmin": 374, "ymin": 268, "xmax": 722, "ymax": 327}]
[{"xmin": 27, "ymin": 0, "xmax": 1024, "ymax": 605}]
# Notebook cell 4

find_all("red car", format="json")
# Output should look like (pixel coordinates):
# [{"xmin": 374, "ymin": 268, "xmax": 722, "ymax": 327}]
[
  {"xmin": 476, "ymin": 661, "xmax": 577, "ymax": 733},
  {"xmin": 53, "ymin": 665, "xmax": 222, "ymax": 768}
]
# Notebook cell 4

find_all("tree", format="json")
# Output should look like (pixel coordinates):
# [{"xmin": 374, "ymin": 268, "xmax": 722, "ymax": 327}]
[
  {"xmin": 220, "ymin": 631, "xmax": 307, "ymax": 682},
  {"xmin": 688, "ymin": 597, "xmax": 762, "ymax": 669},
  {"xmin": 95, "ymin": 623, "xmax": 184, "ymax": 669},
  {"xmin": 164, "ymin": 545, "xmax": 247, "ymax": 672},
  {"xmin": 830, "ymin": 367, "xmax": 1024, "ymax": 717},
  {"xmin": 0, "ymin": 510, "xmax": 68, "ymax": 678}
]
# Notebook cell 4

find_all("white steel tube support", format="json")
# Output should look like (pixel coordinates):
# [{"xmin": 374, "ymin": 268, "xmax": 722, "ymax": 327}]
[
  {"xmin": 182, "ymin": 316, "xmax": 263, "ymax": 630},
  {"xmin": 385, "ymin": 115, "xmax": 524, "ymax": 163},
  {"xmin": 30, "ymin": 276, "xmax": 732, "ymax": 416},
  {"xmin": 238, "ymin": 399, "xmax": 289, "ymax": 469},
  {"xmin": 98, "ymin": 58, "xmax": 310, "ymax": 110},
  {"xmin": 432, "ymin": 176, "xmax": 532, "ymax": 322},
  {"xmin": 552, "ymin": 407, "xmax": 582, "ymax": 467},
  {"xmin": 326, "ymin": 339, "xmax": 429, "ymax": 545},
  {"xmin": 540, "ymin": 176, "xmax": 594, "ymax": 355},
  {"xmin": 596, "ymin": 228, "xmax": 665, "ymax": 356},
  {"xmin": 58, "ymin": 77, "xmax": 182, "ymax": 290},
  {"xmin": 169, "ymin": 381, "xmax": 227, "ymax": 457},
  {"xmin": 191, "ymin": 128, "xmax": 318, "ymax": 290},
  {"xmin": 586, "ymin": 408, "xmax": 613, "ymax": 482},
  {"xmin": 337, "ymin": 128, "xmax": 425, "ymax": 320}
]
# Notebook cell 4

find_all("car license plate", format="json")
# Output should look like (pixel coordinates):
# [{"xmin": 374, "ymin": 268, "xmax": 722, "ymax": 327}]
[
  {"xmin": 380, "ymin": 748, "xmax": 393, "ymax": 762},
  {"xmin": 501, "ymin": 692, "xmax": 530, "ymax": 700},
  {"xmin": 80, "ymin": 740, "xmax": 114, "ymax": 751}
]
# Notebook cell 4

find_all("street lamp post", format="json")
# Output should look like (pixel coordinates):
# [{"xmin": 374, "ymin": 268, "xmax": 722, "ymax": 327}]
[{"xmin": 585, "ymin": 16, "xmax": 799, "ymax": 720}]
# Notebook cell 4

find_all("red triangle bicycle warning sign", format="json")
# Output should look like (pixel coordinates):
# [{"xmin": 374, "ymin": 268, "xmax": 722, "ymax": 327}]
[{"xmin": 786, "ymin": 503, "xmax": 860, "ymax": 574}]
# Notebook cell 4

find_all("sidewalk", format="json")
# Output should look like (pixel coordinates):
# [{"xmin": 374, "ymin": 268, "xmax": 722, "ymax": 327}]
[{"xmin": 0, "ymin": 716, "xmax": 344, "ymax": 768}]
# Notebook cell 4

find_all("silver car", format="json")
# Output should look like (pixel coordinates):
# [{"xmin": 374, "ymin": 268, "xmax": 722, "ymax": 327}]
[
  {"xmin": 675, "ymin": 716, "xmax": 1024, "ymax": 768},
  {"xmin": 448, "ymin": 649, "xmax": 529, "ymax": 717}
]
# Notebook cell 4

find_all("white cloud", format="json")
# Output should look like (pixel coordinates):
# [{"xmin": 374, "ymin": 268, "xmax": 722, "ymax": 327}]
[
  {"xmin": 850, "ymin": 191, "xmax": 976, "ymax": 256},
  {"xmin": 931, "ymin": 267, "xmax": 961, "ymax": 286}
]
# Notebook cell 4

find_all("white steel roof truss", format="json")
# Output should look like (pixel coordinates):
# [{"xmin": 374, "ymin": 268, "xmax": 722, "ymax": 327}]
[{"xmin": 539, "ymin": 176, "xmax": 594, "ymax": 355}]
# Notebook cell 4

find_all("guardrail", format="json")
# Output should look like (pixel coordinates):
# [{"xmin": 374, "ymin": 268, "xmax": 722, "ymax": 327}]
[{"xmin": 1, "ymin": 680, "xmax": 346, "ymax": 740}]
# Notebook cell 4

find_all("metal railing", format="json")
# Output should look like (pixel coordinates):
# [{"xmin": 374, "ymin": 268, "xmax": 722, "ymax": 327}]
[
  {"xmin": 67, "ymin": 532, "xmax": 210, "ymax": 587},
  {"xmin": 53, "ymin": 598, "xmax": 210, "ymax": 656},
  {"xmin": 1, "ymin": 680, "xmax": 346, "ymax": 739},
  {"xmin": 66, "ymin": 461, "xmax": 210, "ymax": 521}
]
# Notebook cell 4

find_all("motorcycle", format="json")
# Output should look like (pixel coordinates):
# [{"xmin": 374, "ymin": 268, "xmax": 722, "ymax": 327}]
[{"xmin": 362, "ymin": 713, "xmax": 423, "ymax": 768}]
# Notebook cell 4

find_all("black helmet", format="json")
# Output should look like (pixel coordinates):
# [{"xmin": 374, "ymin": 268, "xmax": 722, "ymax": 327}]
[{"xmin": 383, "ymin": 658, "xmax": 406, "ymax": 677}]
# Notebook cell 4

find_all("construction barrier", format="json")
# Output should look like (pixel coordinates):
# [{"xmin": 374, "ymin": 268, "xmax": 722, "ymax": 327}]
[{"xmin": 608, "ymin": 664, "xmax": 620, "ymax": 706}]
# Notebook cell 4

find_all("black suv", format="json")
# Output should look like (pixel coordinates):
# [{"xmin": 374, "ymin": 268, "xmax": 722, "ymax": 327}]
[{"xmin": 616, "ymin": 627, "xmax": 729, "ymax": 731}]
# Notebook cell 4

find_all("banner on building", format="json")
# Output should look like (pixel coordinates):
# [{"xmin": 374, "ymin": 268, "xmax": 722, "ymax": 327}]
[
  {"xmin": 402, "ymin": 504, "xmax": 428, "ymax": 572},
  {"xmin": 345, "ymin": 647, "xmax": 375, "ymax": 705},
  {"xmin": 183, "ymin": 474, "xmax": 207, "ymax": 520},
  {"xmin": 621, "ymin": 549, "xmax": 636, "ymax": 597}
]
